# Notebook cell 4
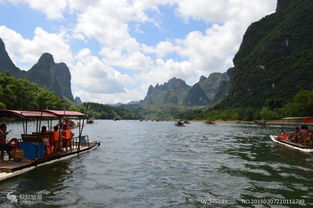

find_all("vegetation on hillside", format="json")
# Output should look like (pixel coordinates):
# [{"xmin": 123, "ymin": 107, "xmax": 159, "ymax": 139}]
[
  {"xmin": 0, "ymin": 73, "xmax": 66, "ymax": 110},
  {"xmin": 177, "ymin": 90, "xmax": 313, "ymax": 121},
  {"xmin": 120, "ymin": 103, "xmax": 205, "ymax": 120},
  {"xmin": 219, "ymin": 0, "xmax": 313, "ymax": 109},
  {"xmin": 81, "ymin": 102, "xmax": 141, "ymax": 120}
]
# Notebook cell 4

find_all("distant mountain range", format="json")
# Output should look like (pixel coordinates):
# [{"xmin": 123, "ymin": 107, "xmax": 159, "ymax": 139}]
[
  {"xmin": 142, "ymin": 73, "xmax": 230, "ymax": 106},
  {"xmin": 0, "ymin": 38, "xmax": 74, "ymax": 102}
]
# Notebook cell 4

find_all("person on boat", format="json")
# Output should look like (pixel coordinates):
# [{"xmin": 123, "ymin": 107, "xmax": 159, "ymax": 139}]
[
  {"xmin": 298, "ymin": 125, "xmax": 309, "ymax": 144},
  {"xmin": 41, "ymin": 126, "xmax": 47, "ymax": 133},
  {"xmin": 0, "ymin": 124, "xmax": 18, "ymax": 161},
  {"xmin": 304, "ymin": 131, "xmax": 313, "ymax": 146},
  {"xmin": 41, "ymin": 126, "xmax": 53, "ymax": 156},
  {"xmin": 62, "ymin": 125, "xmax": 73, "ymax": 151},
  {"xmin": 52, "ymin": 125, "xmax": 61, "ymax": 153},
  {"xmin": 279, "ymin": 130, "xmax": 287, "ymax": 141},
  {"xmin": 290, "ymin": 127, "xmax": 300, "ymax": 142},
  {"xmin": 299, "ymin": 125, "xmax": 309, "ymax": 134}
]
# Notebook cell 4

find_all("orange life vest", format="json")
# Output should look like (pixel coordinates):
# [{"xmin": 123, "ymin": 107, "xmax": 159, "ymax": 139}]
[
  {"xmin": 62, "ymin": 129, "xmax": 72, "ymax": 140},
  {"xmin": 53, "ymin": 131, "xmax": 60, "ymax": 141},
  {"xmin": 279, "ymin": 133, "xmax": 287, "ymax": 140}
]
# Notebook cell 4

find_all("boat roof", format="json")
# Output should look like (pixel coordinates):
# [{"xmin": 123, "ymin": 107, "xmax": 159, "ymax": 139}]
[
  {"xmin": 37, "ymin": 110, "xmax": 85, "ymax": 117},
  {"xmin": 283, "ymin": 117, "xmax": 313, "ymax": 122},
  {"xmin": 0, "ymin": 109, "xmax": 84, "ymax": 119},
  {"xmin": 0, "ymin": 109, "xmax": 57, "ymax": 118}
]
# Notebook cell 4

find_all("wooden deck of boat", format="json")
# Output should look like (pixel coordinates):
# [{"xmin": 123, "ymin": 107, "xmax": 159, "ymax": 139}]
[
  {"xmin": 0, "ymin": 144, "xmax": 96, "ymax": 173},
  {"xmin": 0, "ymin": 161, "xmax": 33, "ymax": 173}
]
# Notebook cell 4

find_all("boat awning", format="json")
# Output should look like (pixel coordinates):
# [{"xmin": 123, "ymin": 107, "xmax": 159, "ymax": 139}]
[
  {"xmin": 0, "ymin": 109, "xmax": 57, "ymax": 118},
  {"xmin": 283, "ymin": 117, "xmax": 313, "ymax": 122},
  {"xmin": 37, "ymin": 110, "xmax": 85, "ymax": 117}
]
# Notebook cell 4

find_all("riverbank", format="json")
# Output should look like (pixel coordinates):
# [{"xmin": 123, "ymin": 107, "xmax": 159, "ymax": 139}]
[{"xmin": 213, "ymin": 119, "xmax": 313, "ymax": 126}]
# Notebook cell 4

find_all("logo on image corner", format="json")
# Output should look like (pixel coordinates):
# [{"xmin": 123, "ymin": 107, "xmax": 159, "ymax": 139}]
[{"xmin": 7, "ymin": 192, "xmax": 18, "ymax": 203}]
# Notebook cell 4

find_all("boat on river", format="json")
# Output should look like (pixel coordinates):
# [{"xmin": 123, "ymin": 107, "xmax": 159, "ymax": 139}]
[
  {"xmin": 270, "ymin": 117, "xmax": 313, "ymax": 153},
  {"xmin": 0, "ymin": 109, "xmax": 100, "ymax": 182},
  {"xmin": 270, "ymin": 135, "xmax": 313, "ymax": 152},
  {"xmin": 175, "ymin": 120, "xmax": 185, "ymax": 127},
  {"xmin": 87, "ymin": 117, "xmax": 95, "ymax": 124},
  {"xmin": 205, "ymin": 120, "xmax": 216, "ymax": 125}
]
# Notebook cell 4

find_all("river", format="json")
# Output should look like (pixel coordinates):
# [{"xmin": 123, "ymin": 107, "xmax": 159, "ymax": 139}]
[{"xmin": 0, "ymin": 120, "xmax": 312, "ymax": 207}]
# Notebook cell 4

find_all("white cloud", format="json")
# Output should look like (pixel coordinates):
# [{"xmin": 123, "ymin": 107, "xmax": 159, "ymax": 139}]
[
  {"xmin": 176, "ymin": 0, "xmax": 276, "ymax": 23},
  {"xmin": 7, "ymin": 0, "xmax": 67, "ymax": 19},
  {"xmin": 75, "ymin": 88, "xmax": 145, "ymax": 104},
  {"xmin": 101, "ymin": 48, "xmax": 154, "ymax": 71},
  {"xmin": 0, "ymin": 26, "xmax": 72, "ymax": 69},
  {"xmin": 71, "ymin": 48, "xmax": 127, "ymax": 95}
]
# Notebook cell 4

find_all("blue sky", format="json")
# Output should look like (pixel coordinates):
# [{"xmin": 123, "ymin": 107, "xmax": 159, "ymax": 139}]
[{"xmin": 0, "ymin": 0, "xmax": 276, "ymax": 104}]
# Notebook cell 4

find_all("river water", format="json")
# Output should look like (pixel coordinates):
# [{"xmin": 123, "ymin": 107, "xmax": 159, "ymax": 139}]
[{"xmin": 0, "ymin": 120, "xmax": 313, "ymax": 207}]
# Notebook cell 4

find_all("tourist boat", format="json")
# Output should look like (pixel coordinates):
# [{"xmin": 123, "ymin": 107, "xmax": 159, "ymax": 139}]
[
  {"xmin": 0, "ymin": 109, "xmax": 100, "ymax": 182},
  {"xmin": 270, "ymin": 135, "xmax": 313, "ymax": 153},
  {"xmin": 270, "ymin": 117, "xmax": 313, "ymax": 153},
  {"xmin": 205, "ymin": 120, "xmax": 216, "ymax": 125},
  {"xmin": 183, "ymin": 120, "xmax": 190, "ymax": 124},
  {"xmin": 87, "ymin": 117, "xmax": 94, "ymax": 124},
  {"xmin": 175, "ymin": 120, "xmax": 185, "ymax": 127}
]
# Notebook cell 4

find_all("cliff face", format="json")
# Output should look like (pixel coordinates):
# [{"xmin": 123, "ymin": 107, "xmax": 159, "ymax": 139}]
[
  {"xmin": 0, "ymin": 39, "xmax": 21, "ymax": 76},
  {"xmin": 198, "ymin": 72, "xmax": 230, "ymax": 104},
  {"xmin": 276, "ymin": 0, "xmax": 302, "ymax": 12},
  {"xmin": 0, "ymin": 39, "xmax": 74, "ymax": 102},
  {"xmin": 142, "ymin": 73, "xmax": 230, "ymax": 106},
  {"xmin": 220, "ymin": 0, "xmax": 313, "ymax": 108},
  {"xmin": 183, "ymin": 83, "xmax": 210, "ymax": 106},
  {"xmin": 27, "ymin": 53, "xmax": 74, "ymax": 101},
  {"xmin": 143, "ymin": 78, "xmax": 190, "ymax": 105}
]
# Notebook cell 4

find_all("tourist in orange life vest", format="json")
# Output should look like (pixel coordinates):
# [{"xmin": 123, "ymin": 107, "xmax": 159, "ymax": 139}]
[
  {"xmin": 62, "ymin": 125, "xmax": 73, "ymax": 151},
  {"xmin": 52, "ymin": 125, "xmax": 61, "ymax": 152},
  {"xmin": 279, "ymin": 130, "xmax": 287, "ymax": 141}
]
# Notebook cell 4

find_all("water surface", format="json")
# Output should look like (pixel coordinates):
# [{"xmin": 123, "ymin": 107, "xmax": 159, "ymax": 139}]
[{"xmin": 0, "ymin": 120, "xmax": 312, "ymax": 207}]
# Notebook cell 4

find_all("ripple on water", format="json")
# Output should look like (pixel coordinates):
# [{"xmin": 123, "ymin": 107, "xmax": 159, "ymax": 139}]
[{"xmin": 0, "ymin": 121, "xmax": 313, "ymax": 207}]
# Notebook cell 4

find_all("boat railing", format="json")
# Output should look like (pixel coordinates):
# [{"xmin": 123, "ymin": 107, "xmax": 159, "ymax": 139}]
[{"xmin": 72, "ymin": 135, "xmax": 90, "ymax": 149}]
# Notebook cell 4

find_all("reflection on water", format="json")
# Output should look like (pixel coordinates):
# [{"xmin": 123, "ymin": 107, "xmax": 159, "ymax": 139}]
[{"xmin": 0, "ymin": 121, "xmax": 312, "ymax": 207}]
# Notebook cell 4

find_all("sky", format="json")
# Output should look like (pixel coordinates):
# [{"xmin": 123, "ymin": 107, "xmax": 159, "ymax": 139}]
[{"xmin": 0, "ymin": 0, "xmax": 276, "ymax": 104}]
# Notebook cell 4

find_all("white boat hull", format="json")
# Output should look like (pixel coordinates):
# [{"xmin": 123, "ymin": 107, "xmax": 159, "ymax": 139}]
[{"xmin": 270, "ymin": 135, "xmax": 313, "ymax": 153}]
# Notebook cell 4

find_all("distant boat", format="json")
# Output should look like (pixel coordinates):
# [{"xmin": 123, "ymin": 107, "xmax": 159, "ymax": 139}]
[
  {"xmin": 175, "ymin": 120, "xmax": 185, "ymax": 127},
  {"xmin": 87, "ymin": 118, "xmax": 94, "ymax": 124},
  {"xmin": 205, "ymin": 120, "xmax": 215, "ymax": 125},
  {"xmin": 113, "ymin": 115, "xmax": 121, "ymax": 121},
  {"xmin": 184, "ymin": 120, "xmax": 190, "ymax": 124}
]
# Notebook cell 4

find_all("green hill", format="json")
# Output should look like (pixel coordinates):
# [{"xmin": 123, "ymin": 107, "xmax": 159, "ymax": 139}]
[
  {"xmin": 219, "ymin": 0, "xmax": 313, "ymax": 109},
  {"xmin": 84, "ymin": 102, "xmax": 141, "ymax": 120}
]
